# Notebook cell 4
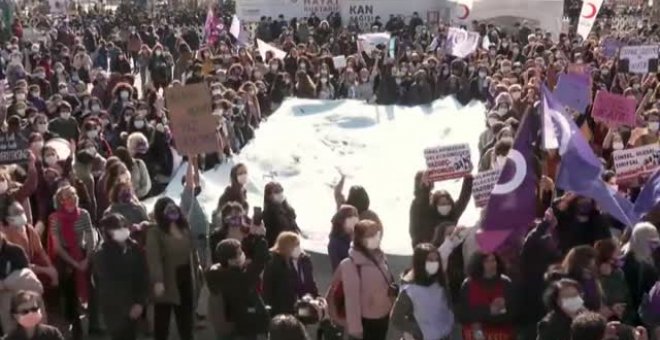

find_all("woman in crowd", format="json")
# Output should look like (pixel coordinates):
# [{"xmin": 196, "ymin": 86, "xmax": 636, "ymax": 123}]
[
  {"xmin": 595, "ymin": 238, "xmax": 631, "ymax": 322},
  {"xmin": 217, "ymin": 163, "xmax": 249, "ymax": 211},
  {"xmin": 339, "ymin": 220, "xmax": 394, "ymax": 340},
  {"xmin": 268, "ymin": 314, "xmax": 310, "ymax": 340},
  {"xmin": 623, "ymin": 222, "xmax": 660, "ymax": 323},
  {"xmin": 263, "ymin": 181, "xmax": 300, "ymax": 247},
  {"xmin": 456, "ymin": 251, "xmax": 515, "ymax": 340},
  {"xmin": 206, "ymin": 223, "xmax": 270, "ymax": 339},
  {"xmin": 391, "ymin": 243, "xmax": 454, "ymax": 340},
  {"xmin": 104, "ymin": 180, "xmax": 148, "ymax": 226},
  {"xmin": 47, "ymin": 186, "xmax": 94, "ymax": 340},
  {"xmin": 145, "ymin": 197, "xmax": 198, "ymax": 340},
  {"xmin": 114, "ymin": 145, "xmax": 151, "ymax": 200},
  {"xmin": 263, "ymin": 232, "xmax": 318, "ymax": 316},
  {"xmin": 3, "ymin": 291, "xmax": 64, "ymax": 340},
  {"xmin": 93, "ymin": 214, "xmax": 148, "ymax": 340},
  {"xmin": 328, "ymin": 204, "xmax": 359, "ymax": 271},
  {"xmin": 537, "ymin": 279, "xmax": 586, "ymax": 340},
  {"xmin": 334, "ymin": 175, "xmax": 380, "ymax": 224},
  {"xmin": 561, "ymin": 245, "xmax": 603, "ymax": 312}
]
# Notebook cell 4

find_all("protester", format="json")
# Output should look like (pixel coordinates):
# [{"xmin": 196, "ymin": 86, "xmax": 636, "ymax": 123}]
[
  {"xmin": 263, "ymin": 181, "xmax": 301, "ymax": 247},
  {"xmin": 3, "ymin": 291, "xmax": 64, "ymax": 340},
  {"xmin": 390, "ymin": 243, "xmax": 454, "ymax": 340},
  {"xmin": 328, "ymin": 204, "xmax": 359, "ymax": 271},
  {"xmin": 537, "ymin": 278, "xmax": 586, "ymax": 340},
  {"xmin": 145, "ymin": 197, "xmax": 198, "ymax": 340},
  {"xmin": 92, "ymin": 214, "xmax": 148, "ymax": 340}
]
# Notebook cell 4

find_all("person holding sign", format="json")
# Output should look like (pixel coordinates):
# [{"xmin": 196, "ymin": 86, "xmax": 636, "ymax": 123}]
[{"xmin": 409, "ymin": 170, "xmax": 473, "ymax": 247}]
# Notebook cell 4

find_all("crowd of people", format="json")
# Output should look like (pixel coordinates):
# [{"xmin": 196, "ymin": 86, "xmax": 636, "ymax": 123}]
[{"xmin": 0, "ymin": 0, "xmax": 659, "ymax": 340}]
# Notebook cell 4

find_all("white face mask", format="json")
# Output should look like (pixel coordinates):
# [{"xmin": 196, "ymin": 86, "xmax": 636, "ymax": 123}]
[
  {"xmin": 497, "ymin": 107, "xmax": 508, "ymax": 116},
  {"xmin": 437, "ymin": 205, "xmax": 451, "ymax": 216},
  {"xmin": 272, "ymin": 193, "xmax": 285, "ymax": 204},
  {"xmin": 344, "ymin": 216, "xmax": 359, "ymax": 233},
  {"xmin": 649, "ymin": 122, "xmax": 659, "ymax": 132},
  {"xmin": 478, "ymin": 71, "xmax": 487, "ymax": 78},
  {"xmin": 134, "ymin": 120, "xmax": 145, "ymax": 129},
  {"xmin": 92, "ymin": 105, "xmax": 100, "ymax": 112},
  {"xmin": 45, "ymin": 155, "xmax": 58, "ymax": 166},
  {"xmin": 120, "ymin": 91, "xmax": 129, "ymax": 100},
  {"xmin": 16, "ymin": 93, "xmax": 25, "ymax": 101},
  {"xmin": 37, "ymin": 124, "xmax": 47, "ymax": 133},
  {"xmin": 561, "ymin": 296, "xmax": 584, "ymax": 314},
  {"xmin": 425, "ymin": 261, "xmax": 440, "ymax": 275},
  {"xmin": 7, "ymin": 213, "xmax": 27, "ymax": 227},
  {"xmin": 86, "ymin": 130, "xmax": 98, "ymax": 139},
  {"xmin": 60, "ymin": 111, "xmax": 71, "ymax": 119},
  {"xmin": 111, "ymin": 228, "xmax": 131, "ymax": 242},
  {"xmin": 511, "ymin": 92, "xmax": 521, "ymax": 100},
  {"xmin": 365, "ymin": 235, "xmax": 380, "ymax": 250},
  {"xmin": 612, "ymin": 142, "xmax": 624, "ymax": 150},
  {"xmin": 237, "ymin": 174, "xmax": 248, "ymax": 185},
  {"xmin": 291, "ymin": 246, "xmax": 302, "ymax": 258}
]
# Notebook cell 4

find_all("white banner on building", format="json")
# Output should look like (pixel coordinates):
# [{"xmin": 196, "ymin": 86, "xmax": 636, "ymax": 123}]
[{"xmin": 236, "ymin": 0, "xmax": 340, "ymax": 22}]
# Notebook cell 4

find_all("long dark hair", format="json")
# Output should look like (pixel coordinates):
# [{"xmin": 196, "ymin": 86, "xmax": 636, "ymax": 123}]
[
  {"xmin": 466, "ymin": 251, "xmax": 505, "ymax": 280},
  {"xmin": 153, "ymin": 197, "xmax": 189, "ymax": 232},
  {"xmin": 329, "ymin": 204, "xmax": 358, "ymax": 238},
  {"xmin": 411, "ymin": 243, "xmax": 447, "ymax": 287},
  {"xmin": 346, "ymin": 186, "xmax": 370, "ymax": 213}
]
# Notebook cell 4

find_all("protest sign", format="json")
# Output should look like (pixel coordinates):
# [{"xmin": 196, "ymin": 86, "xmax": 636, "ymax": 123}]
[
  {"xmin": 472, "ymin": 169, "xmax": 501, "ymax": 207},
  {"xmin": 424, "ymin": 143, "xmax": 473, "ymax": 182},
  {"xmin": 613, "ymin": 144, "xmax": 660, "ymax": 182},
  {"xmin": 332, "ymin": 55, "xmax": 347, "ymax": 69},
  {"xmin": 592, "ymin": 90, "xmax": 637, "ymax": 127},
  {"xmin": 445, "ymin": 27, "xmax": 480, "ymax": 59},
  {"xmin": 567, "ymin": 63, "xmax": 591, "ymax": 76},
  {"xmin": 554, "ymin": 73, "xmax": 591, "ymax": 113},
  {"xmin": 165, "ymin": 83, "xmax": 217, "ymax": 155},
  {"xmin": 619, "ymin": 45, "xmax": 660, "ymax": 74},
  {"xmin": 601, "ymin": 37, "xmax": 623, "ymax": 58},
  {"xmin": 357, "ymin": 32, "xmax": 391, "ymax": 55},
  {"xmin": 0, "ymin": 131, "xmax": 29, "ymax": 165},
  {"xmin": 257, "ymin": 39, "xmax": 287, "ymax": 61}
]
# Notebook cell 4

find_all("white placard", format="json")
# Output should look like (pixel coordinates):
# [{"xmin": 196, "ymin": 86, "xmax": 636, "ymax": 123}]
[
  {"xmin": 424, "ymin": 143, "xmax": 473, "ymax": 182},
  {"xmin": 612, "ymin": 144, "xmax": 660, "ymax": 182},
  {"xmin": 619, "ymin": 45, "xmax": 660, "ymax": 74},
  {"xmin": 332, "ymin": 55, "xmax": 347, "ymax": 69},
  {"xmin": 472, "ymin": 169, "xmax": 502, "ymax": 207}
]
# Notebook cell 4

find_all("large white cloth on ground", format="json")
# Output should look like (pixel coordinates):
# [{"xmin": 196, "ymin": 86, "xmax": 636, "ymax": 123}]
[{"xmin": 144, "ymin": 97, "xmax": 486, "ymax": 255}]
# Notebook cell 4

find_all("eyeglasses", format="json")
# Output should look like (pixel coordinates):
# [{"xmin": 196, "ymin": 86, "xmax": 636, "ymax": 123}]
[{"xmin": 16, "ymin": 307, "xmax": 39, "ymax": 315}]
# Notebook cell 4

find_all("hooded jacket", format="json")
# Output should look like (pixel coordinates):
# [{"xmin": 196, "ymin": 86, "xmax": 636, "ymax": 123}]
[{"xmin": 340, "ymin": 248, "xmax": 394, "ymax": 337}]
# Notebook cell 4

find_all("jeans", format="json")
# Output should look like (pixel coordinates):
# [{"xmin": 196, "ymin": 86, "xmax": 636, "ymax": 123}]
[{"xmin": 153, "ymin": 265, "xmax": 194, "ymax": 340}]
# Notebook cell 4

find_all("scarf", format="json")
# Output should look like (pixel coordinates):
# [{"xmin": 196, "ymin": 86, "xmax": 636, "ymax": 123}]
[{"xmin": 54, "ymin": 208, "xmax": 88, "ymax": 303}]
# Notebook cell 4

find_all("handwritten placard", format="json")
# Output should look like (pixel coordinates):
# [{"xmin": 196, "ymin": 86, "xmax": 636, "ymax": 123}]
[
  {"xmin": 612, "ymin": 144, "xmax": 660, "ymax": 182},
  {"xmin": 332, "ymin": 55, "xmax": 347, "ymax": 69},
  {"xmin": 424, "ymin": 143, "xmax": 473, "ymax": 182},
  {"xmin": 619, "ymin": 45, "xmax": 660, "ymax": 74},
  {"xmin": 592, "ymin": 90, "xmax": 637, "ymax": 127},
  {"xmin": 165, "ymin": 83, "xmax": 217, "ymax": 155},
  {"xmin": 0, "ymin": 132, "xmax": 29, "ymax": 165},
  {"xmin": 472, "ymin": 169, "xmax": 502, "ymax": 207}
]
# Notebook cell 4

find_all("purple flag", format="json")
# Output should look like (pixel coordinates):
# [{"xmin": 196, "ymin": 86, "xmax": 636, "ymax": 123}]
[
  {"xmin": 542, "ymin": 85, "xmax": 633, "ymax": 227},
  {"xmin": 554, "ymin": 73, "xmax": 591, "ymax": 114},
  {"xmin": 476, "ymin": 111, "xmax": 538, "ymax": 252},
  {"xmin": 633, "ymin": 169, "xmax": 660, "ymax": 219}
]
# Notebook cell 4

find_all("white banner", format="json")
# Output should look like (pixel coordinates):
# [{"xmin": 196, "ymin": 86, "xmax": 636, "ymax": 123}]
[
  {"xmin": 257, "ymin": 39, "xmax": 287, "ymax": 60},
  {"xmin": 357, "ymin": 32, "xmax": 391, "ymax": 54},
  {"xmin": 446, "ymin": 27, "xmax": 480, "ymax": 58},
  {"xmin": 619, "ymin": 45, "xmax": 660, "ymax": 74},
  {"xmin": 236, "ymin": 0, "xmax": 340, "ymax": 22},
  {"xmin": 341, "ymin": 0, "xmax": 445, "ymax": 30},
  {"xmin": 577, "ymin": 0, "xmax": 603, "ymax": 40},
  {"xmin": 230, "ymin": 15, "xmax": 241, "ymax": 40}
]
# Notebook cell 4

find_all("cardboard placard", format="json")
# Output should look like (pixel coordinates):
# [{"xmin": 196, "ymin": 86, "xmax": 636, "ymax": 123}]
[
  {"xmin": 592, "ymin": 90, "xmax": 637, "ymax": 127},
  {"xmin": 424, "ymin": 143, "xmax": 473, "ymax": 182},
  {"xmin": 612, "ymin": 144, "xmax": 660, "ymax": 182},
  {"xmin": 554, "ymin": 73, "xmax": 591, "ymax": 114},
  {"xmin": 0, "ymin": 132, "xmax": 30, "ymax": 165},
  {"xmin": 472, "ymin": 169, "xmax": 502, "ymax": 208},
  {"xmin": 165, "ymin": 83, "xmax": 217, "ymax": 155},
  {"xmin": 332, "ymin": 55, "xmax": 347, "ymax": 70}
]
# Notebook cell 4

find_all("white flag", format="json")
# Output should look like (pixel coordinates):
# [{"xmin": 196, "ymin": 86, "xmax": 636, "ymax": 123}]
[
  {"xmin": 446, "ymin": 27, "xmax": 480, "ymax": 59},
  {"xmin": 357, "ymin": 32, "xmax": 391, "ymax": 55},
  {"xmin": 230, "ymin": 15, "xmax": 241, "ymax": 40},
  {"xmin": 577, "ymin": 0, "xmax": 603, "ymax": 40},
  {"xmin": 257, "ymin": 39, "xmax": 287, "ymax": 61}
]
